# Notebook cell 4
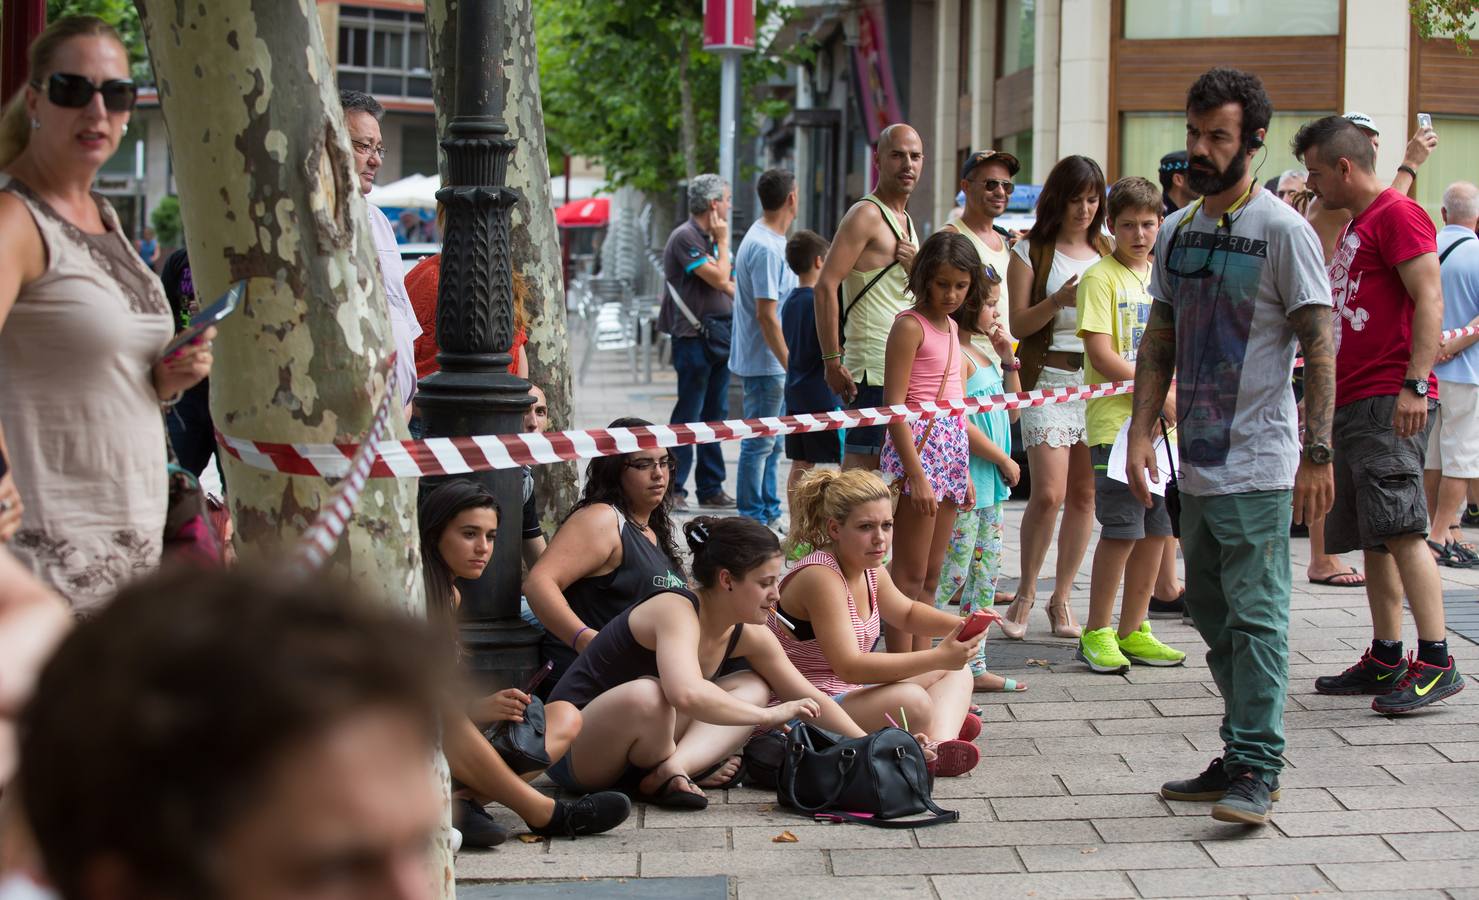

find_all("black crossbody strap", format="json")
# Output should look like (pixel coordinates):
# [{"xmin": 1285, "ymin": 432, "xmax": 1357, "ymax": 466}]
[{"xmin": 1440, "ymin": 236, "xmax": 1475, "ymax": 265}]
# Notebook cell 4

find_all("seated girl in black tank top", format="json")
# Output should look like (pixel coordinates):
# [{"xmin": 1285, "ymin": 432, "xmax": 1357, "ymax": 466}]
[
  {"xmin": 525, "ymin": 421, "xmax": 687, "ymax": 695},
  {"xmin": 544, "ymin": 516, "xmax": 867, "ymax": 811}
]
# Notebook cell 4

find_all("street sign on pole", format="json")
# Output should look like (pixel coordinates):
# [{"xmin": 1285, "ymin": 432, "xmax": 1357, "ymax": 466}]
[{"xmin": 704, "ymin": 0, "xmax": 754, "ymax": 236}]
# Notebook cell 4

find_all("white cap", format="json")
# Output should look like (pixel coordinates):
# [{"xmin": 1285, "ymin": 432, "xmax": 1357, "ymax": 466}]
[{"xmin": 1343, "ymin": 111, "xmax": 1379, "ymax": 136}]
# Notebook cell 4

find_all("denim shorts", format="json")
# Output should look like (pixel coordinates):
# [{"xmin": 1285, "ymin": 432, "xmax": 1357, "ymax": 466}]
[
  {"xmin": 843, "ymin": 380, "xmax": 887, "ymax": 455},
  {"xmin": 1325, "ymin": 394, "xmax": 1436, "ymax": 554}
]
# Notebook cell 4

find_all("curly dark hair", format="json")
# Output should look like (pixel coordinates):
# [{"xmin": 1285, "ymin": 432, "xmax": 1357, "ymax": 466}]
[
  {"xmin": 1186, "ymin": 66, "xmax": 1272, "ymax": 151},
  {"xmin": 570, "ymin": 417, "xmax": 684, "ymax": 574},
  {"xmin": 18, "ymin": 567, "xmax": 453, "ymax": 900},
  {"xmin": 1026, "ymin": 155, "xmax": 1108, "ymax": 248}
]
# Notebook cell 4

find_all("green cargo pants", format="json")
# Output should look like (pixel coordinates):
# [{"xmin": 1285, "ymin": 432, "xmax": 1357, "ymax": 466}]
[{"xmin": 1180, "ymin": 489, "xmax": 1292, "ymax": 776}]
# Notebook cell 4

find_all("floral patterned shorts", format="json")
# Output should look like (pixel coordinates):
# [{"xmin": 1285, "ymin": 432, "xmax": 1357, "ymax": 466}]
[{"xmin": 880, "ymin": 416, "xmax": 971, "ymax": 507}]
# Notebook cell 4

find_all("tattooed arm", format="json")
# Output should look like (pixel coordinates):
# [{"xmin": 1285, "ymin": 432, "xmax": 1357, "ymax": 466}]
[
  {"xmin": 1288, "ymin": 303, "xmax": 1335, "ymax": 525},
  {"xmin": 1126, "ymin": 299, "xmax": 1177, "ymax": 508}
]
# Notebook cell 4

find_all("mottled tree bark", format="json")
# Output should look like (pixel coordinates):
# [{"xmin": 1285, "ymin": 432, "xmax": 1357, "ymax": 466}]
[
  {"xmin": 427, "ymin": 0, "xmax": 578, "ymax": 530},
  {"xmin": 133, "ymin": 1, "xmax": 454, "ymax": 893}
]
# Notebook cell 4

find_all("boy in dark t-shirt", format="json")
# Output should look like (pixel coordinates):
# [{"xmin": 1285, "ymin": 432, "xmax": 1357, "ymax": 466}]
[{"xmin": 780, "ymin": 230, "xmax": 839, "ymax": 503}]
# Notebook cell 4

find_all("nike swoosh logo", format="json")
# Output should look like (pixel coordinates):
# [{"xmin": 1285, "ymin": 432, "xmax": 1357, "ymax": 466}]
[
  {"xmin": 1415, "ymin": 674, "xmax": 1445, "ymax": 697},
  {"xmin": 1376, "ymin": 672, "xmax": 1394, "ymax": 681}
]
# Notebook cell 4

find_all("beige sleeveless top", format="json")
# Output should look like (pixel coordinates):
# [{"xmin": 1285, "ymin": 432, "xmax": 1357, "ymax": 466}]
[
  {"xmin": 0, "ymin": 175, "xmax": 173, "ymax": 614},
  {"xmin": 841, "ymin": 194, "xmax": 915, "ymax": 387}
]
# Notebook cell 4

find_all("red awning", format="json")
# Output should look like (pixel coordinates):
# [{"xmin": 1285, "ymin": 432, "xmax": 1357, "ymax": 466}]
[{"xmin": 556, "ymin": 197, "xmax": 609, "ymax": 228}]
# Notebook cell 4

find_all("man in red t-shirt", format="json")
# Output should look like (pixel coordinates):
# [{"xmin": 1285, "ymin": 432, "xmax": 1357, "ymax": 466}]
[{"xmin": 1294, "ymin": 116, "xmax": 1463, "ymax": 714}]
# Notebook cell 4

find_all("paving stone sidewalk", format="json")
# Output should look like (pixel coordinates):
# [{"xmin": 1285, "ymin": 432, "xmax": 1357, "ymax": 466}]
[{"xmin": 460, "ymin": 343, "xmax": 1479, "ymax": 898}]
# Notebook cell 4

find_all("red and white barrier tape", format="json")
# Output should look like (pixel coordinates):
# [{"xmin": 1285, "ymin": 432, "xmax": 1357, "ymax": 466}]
[
  {"xmin": 219, "ymin": 378, "xmax": 1136, "ymax": 480},
  {"xmin": 288, "ymin": 358, "xmax": 398, "ymax": 573},
  {"xmin": 1295, "ymin": 324, "xmax": 1479, "ymax": 368}
]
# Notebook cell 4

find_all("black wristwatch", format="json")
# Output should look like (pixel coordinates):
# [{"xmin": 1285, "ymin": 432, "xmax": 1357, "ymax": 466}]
[
  {"xmin": 1304, "ymin": 442, "xmax": 1333, "ymax": 465},
  {"xmin": 1403, "ymin": 378, "xmax": 1430, "ymax": 397}
]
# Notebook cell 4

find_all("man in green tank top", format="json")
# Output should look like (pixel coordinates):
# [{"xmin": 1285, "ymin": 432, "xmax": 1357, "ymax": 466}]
[{"xmin": 814, "ymin": 123, "xmax": 922, "ymax": 470}]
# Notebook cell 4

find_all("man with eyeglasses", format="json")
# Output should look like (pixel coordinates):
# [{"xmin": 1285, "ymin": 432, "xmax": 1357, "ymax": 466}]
[
  {"xmin": 942, "ymin": 150, "xmax": 1018, "ymax": 366},
  {"xmin": 1125, "ymin": 67, "xmax": 1336, "ymax": 827},
  {"xmin": 340, "ymin": 90, "xmax": 421, "ymax": 418}
]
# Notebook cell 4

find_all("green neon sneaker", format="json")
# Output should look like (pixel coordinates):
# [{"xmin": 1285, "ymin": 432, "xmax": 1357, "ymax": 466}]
[
  {"xmin": 1117, "ymin": 621, "xmax": 1187, "ymax": 667},
  {"xmin": 1076, "ymin": 627, "xmax": 1131, "ymax": 674}
]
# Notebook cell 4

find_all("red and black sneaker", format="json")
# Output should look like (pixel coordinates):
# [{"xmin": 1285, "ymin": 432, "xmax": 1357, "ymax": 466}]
[
  {"xmin": 1314, "ymin": 651, "xmax": 1407, "ymax": 695},
  {"xmin": 1372, "ymin": 654, "xmax": 1466, "ymax": 715}
]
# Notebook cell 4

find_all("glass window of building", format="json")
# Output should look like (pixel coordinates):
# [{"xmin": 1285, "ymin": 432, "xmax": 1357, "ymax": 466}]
[
  {"xmin": 337, "ymin": 5, "xmax": 431, "ymax": 100},
  {"xmin": 1124, "ymin": 0, "xmax": 1339, "ymax": 39},
  {"xmin": 999, "ymin": 0, "xmax": 1034, "ymax": 75},
  {"xmin": 1119, "ymin": 110, "xmax": 1329, "ymax": 188}
]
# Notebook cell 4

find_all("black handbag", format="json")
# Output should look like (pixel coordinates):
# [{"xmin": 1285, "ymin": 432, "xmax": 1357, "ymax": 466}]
[
  {"xmin": 699, "ymin": 313, "xmax": 732, "ymax": 365},
  {"xmin": 741, "ymin": 728, "xmax": 787, "ymax": 790},
  {"xmin": 778, "ymin": 722, "xmax": 958, "ymax": 828},
  {"xmin": 482, "ymin": 695, "xmax": 551, "ymax": 776},
  {"xmin": 1161, "ymin": 416, "xmax": 1181, "ymax": 539}
]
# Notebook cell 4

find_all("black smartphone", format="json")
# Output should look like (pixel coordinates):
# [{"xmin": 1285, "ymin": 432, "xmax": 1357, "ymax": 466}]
[
  {"xmin": 521, "ymin": 660, "xmax": 555, "ymax": 696},
  {"xmin": 157, "ymin": 279, "xmax": 245, "ymax": 362}
]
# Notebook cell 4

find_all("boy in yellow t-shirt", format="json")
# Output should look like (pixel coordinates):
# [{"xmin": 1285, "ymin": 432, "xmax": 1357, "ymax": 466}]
[{"xmin": 1074, "ymin": 176, "xmax": 1186, "ymax": 674}]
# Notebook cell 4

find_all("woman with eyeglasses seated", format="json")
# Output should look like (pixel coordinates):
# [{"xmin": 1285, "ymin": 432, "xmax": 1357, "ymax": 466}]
[
  {"xmin": 525, "ymin": 416, "xmax": 687, "ymax": 678},
  {"xmin": 0, "ymin": 17, "xmax": 212, "ymax": 613},
  {"xmin": 545, "ymin": 516, "xmax": 867, "ymax": 810}
]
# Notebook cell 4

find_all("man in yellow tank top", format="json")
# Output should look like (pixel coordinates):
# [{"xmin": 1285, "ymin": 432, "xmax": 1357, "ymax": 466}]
[{"xmin": 815, "ymin": 123, "xmax": 922, "ymax": 470}]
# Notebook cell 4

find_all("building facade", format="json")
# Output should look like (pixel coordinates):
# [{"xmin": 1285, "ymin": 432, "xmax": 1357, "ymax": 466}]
[
  {"xmin": 114, "ymin": 0, "xmax": 437, "ymax": 239},
  {"xmin": 770, "ymin": 0, "xmax": 1477, "ymax": 235}
]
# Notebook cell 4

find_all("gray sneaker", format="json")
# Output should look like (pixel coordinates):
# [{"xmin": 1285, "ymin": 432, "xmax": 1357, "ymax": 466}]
[{"xmin": 1211, "ymin": 771, "xmax": 1274, "ymax": 825}]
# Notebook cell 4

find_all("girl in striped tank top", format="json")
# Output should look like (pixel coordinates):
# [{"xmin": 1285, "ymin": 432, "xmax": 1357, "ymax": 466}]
[{"xmin": 769, "ymin": 469, "xmax": 986, "ymax": 777}]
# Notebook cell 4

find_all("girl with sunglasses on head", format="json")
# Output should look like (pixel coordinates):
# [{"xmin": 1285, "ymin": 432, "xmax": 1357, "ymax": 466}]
[
  {"xmin": 934, "ymin": 267, "xmax": 1028, "ymax": 692},
  {"xmin": 420, "ymin": 480, "xmax": 632, "ymax": 846},
  {"xmin": 525, "ymin": 418, "xmax": 688, "ymax": 696},
  {"xmin": 545, "ymin": 516, "xmax": 866, "ymax": 809},
  {"xmin": 0, "ymin": 17, "xmax": 212, "ymax": 612},
  {"xmin": 1003, "ymin": 154, "xmax": 1114, "ymax": 640}
]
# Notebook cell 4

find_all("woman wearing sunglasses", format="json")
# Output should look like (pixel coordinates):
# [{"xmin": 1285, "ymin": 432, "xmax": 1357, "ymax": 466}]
[
  {"xmin": 0, "ymin": 17, "xmax": 213, "ymax": 613},
  {"xmin": 524, "ymin": 418, "xmax": 690, "ymax": 677}
]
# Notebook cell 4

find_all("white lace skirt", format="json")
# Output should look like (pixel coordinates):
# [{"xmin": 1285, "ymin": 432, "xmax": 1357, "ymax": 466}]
[{"xmin": 1021, "ymin": 366, "xmax": 1087, "ymax": 449}]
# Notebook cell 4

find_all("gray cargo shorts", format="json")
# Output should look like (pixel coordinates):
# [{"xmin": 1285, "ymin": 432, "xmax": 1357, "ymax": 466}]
[{"xmin": 1325, "ymin": 393, "xmax": 1437, "ymax": 555}]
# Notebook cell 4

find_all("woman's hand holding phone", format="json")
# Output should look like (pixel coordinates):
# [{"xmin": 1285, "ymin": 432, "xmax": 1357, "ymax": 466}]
[{"xmin": 153, "ymin": 325, "xmax": 216, "ymax": 402}]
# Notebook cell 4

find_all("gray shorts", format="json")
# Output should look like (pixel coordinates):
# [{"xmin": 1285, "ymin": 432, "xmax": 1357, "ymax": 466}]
[
  {"xmin": 1091, "ymin": 445, "xmax": 1172, "ymax": 540},
  {"xmin": 1325, "ymin": 394, "xmax": 1436, "ymax": 555}
]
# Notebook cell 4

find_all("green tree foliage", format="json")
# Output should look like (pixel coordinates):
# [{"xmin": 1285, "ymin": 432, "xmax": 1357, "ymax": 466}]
[
  {"xmin": 36, "ymin": 0, "xmax": 152, "ymax": 80},
  {"xmin": 149, "ymin": 193, "xmax": 179, "ymax": 245},
  {"xmin": 1410, "ymin": 0, "xmax": 1478, "ymax": 51},
  {"xmin": 535, "ymin": 0, "xmax": 794, "ymax": 195}
]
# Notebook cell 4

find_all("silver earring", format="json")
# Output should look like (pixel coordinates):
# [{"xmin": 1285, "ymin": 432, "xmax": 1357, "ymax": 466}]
[{"xmin": 30, "ymin": 119, "xmax": 40, "ymax": 130}]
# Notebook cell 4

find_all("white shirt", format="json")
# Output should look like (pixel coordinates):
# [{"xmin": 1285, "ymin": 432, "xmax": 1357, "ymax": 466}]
[{"xmin": 368, "ymin": 203, "xmax": 423, "ymax": 408}]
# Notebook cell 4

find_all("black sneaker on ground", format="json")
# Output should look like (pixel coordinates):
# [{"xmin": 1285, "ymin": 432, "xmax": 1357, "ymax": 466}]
[
  {"xmin": 1463, "ymin": 504, "xmax": 1479, "ymax": 528},
  {"xmin": 1372, "ymin": 654, "xmax": 1466, "ymax": 715},
  {"xmin": 698, "ymin": 491, "xmax": 737, "ymax": 509},
  {"xmin": 454, "ymin": 797, "xmax": 509, "ymax": 848},
  {"xmin": 1314, "ymin": 651, "xmax": 1407, "ymax": 695},
  {"xmin": 1148, "ymin": 591, "xmax": 1185, "ymax": 619},
  {"xmin": 1159, "ymin": 756, "xmax": 1281, "ymax": 802},
  {"xmin": 528, "ymin": 791, "xmax": 633, "ymax": 839},
  {"xmin": 1211, "ymin": 771, "xmax": 1275, "ymax": 825}
]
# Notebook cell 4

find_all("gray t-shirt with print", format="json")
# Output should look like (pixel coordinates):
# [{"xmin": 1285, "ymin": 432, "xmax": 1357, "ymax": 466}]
[{"xmin": 1148, "ymin": 190, "xmax": 1331, "ymax": 497}]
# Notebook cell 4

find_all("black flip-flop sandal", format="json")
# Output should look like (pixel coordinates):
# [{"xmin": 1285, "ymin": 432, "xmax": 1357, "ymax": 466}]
[
  {"xmin": 693, "ymin": 756, "xmax": 746, "ymax": 791},
  {"xmin": 634, "ymin": 773, "xmax": 709, "ymax": 810}
]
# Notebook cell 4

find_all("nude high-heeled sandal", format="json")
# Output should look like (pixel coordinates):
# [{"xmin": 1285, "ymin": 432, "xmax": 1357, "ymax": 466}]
[
  {"xmin": 999, "ymin": 594, "xmax": 1034, "ymax": 640},
  {"xmin": 1047, "ymin": 599, "xmax": 1082, "ymax": 638}
]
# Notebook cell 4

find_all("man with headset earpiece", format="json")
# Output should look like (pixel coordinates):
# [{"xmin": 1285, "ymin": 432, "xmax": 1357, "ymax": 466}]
[{"xmin": 1125, "ymin": 67, "xmax": 1337, "ymax": 829}]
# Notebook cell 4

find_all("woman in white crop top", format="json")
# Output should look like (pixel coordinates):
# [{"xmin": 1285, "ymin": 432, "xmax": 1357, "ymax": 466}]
[{"xmin": 1003, "ymin": 155, "xmax": 1110, "ymax": 641}]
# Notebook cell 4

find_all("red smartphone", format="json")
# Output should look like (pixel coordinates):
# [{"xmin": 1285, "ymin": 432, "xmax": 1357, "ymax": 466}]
[{"xmin": 956, "ymin": 609, "xmax": 1000, "ymax": 642}]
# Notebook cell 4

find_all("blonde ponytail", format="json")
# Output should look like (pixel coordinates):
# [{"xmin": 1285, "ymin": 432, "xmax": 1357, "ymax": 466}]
[
  {"xmin": 784, "ymin": 468, "xmax": 891, "ymax": 556},
  {"xmin": 0, "ymin": 93, "xmax": 32, "ymax": 170}
]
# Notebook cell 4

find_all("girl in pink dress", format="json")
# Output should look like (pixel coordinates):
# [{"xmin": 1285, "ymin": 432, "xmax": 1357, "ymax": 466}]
[{"xmin": 879, "ymin": 232, "xmax": 987, "ymax": 653}]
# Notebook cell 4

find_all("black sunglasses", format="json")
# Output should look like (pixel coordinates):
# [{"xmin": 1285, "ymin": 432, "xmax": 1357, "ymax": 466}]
[
  {"xmin": 972, "ymin": 177, "xmax": 1015, "ymax": 196},
  {"xmin": 31, "ymin": 72, "xmax": 137, "ymax": 113}
]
